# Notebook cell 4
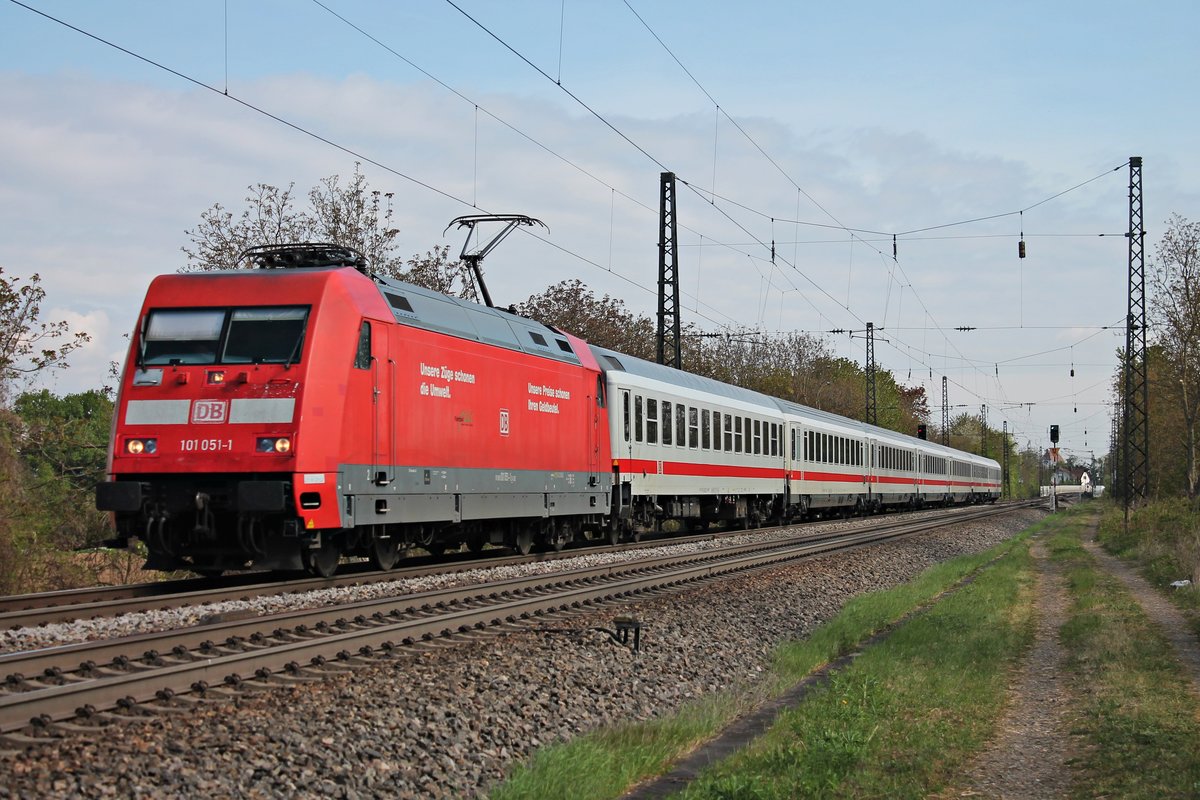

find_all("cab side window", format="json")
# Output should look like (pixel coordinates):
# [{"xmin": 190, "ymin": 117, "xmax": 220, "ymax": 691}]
[{"xmin": 354, "ymin": 321, "xmax": 372, "ymax": 369}]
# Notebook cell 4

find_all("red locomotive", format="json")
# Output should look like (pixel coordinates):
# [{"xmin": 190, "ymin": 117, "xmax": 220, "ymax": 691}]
[
  {"xmin": 97, "ymin": 243, "xmax": 1000, "ymax": 577},
  {"xmin": 97, "ymin": 244, "xmax": 613, "ymax": 576}
]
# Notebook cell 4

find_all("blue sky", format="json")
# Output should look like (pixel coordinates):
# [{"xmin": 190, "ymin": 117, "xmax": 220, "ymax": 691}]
[{"xmin": 3, "ymin": 0, "xmax": 1198, "ymax": 463}]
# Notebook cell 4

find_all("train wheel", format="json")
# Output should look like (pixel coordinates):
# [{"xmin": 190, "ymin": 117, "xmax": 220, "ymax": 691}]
[
  {"xmin": 368, "ymin": 537, "xmax": 399, "ymax": 571},
  {"xmin": 607, "ymin": 525, "xmax": 620, "ymax": 546},
  {"xmin": 303, "ymin": 538, "xmax": 340, "ymax": 578},
  {"xmin": 514, "ymin": 529, "xmax": 534, "ymax": 556},
  {"xmin": 546, "ymin": 522, "xmax": 572, "ymax": 553}
]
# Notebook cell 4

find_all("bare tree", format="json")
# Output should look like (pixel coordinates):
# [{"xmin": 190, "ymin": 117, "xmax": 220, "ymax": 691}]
[
  {"xmin": 0, "ymin": 268, "xmax": 90, "ymax": 406},
  {"xmin": 1149, "ymin": 213, "xmax": 1200, "ymax": 498},
  {"xmin": 181, "ymin": 164, "xmax": 470, "ymax": 295}
]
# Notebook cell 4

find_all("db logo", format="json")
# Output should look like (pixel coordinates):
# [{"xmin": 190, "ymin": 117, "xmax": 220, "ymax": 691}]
[{"xmin": 191, "ymin": 400, "xmax": 228, "ymax": 424}]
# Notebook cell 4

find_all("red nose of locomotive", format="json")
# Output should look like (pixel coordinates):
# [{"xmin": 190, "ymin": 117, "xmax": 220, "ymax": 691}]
[{"xmin": 96, "ymin": 252, "xmax": 374, "ymax": 574}]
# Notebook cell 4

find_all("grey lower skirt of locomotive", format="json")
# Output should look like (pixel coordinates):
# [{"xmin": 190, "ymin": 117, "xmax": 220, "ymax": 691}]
[{"xmin": 95, "ymin": 474, "xmax": 618, "ymax": 576}]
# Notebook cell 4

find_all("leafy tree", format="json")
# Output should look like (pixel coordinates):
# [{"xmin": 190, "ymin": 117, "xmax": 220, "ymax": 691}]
[
  {"xmin": 0, "ymin": 270, "xmax": 100, "ymax": 591},
  {"xmin": 13, "ymin": 389, "xmax": 112, "ymax": 496},
  {"xmin": 181, "ymin": 164, "xmax": 474, "ymax": 294},
  {"xmin": 0, "ymin": 389, "xmax": 129, "ymax": 593},
  {"xmin": 0, "ymin": 267, "xmax": 90, "ymax": 406},
  {"xmin": 1149, "ymin": 213, "xmax": 1200, "ymax": 497},
  {"xmin": 514, "ymin": 278, "xmax": 658, "ymax": 359}
]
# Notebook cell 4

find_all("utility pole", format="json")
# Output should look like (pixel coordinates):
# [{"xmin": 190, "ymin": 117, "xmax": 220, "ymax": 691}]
[
  {"xmin": 941, "ymin": 375, "xmax": 949, "ymax": 446},
  {"xmin": 981, "ymin": 404, "xmax": 988, "ymax": 458},
  {"xmin": 657, "ymin": 172, "xmax": 681, "ymax": 369},
  {"xmin": 1002, "ymin": 420, "xmax": 1009, "ymax": 498},
  {"xmin": 865, "ymin": 322, "xmax": 877, "ymax": 425},
  {"xmin": 1123, "ymin": 156, "xmax": 1149, "ymax": 518}
]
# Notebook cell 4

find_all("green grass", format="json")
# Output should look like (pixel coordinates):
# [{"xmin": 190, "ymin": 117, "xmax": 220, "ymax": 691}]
[
  {"xmin": 492, "ymin": 506, "xmax": 1200, "ymax": 799},
  {"xmin": 1049, "ymin": 510, "xmax": 1200, "ymax": 798},
  {"xmin": 1097, "ymin": 498, "xmax": 1200, "ymax": 616},
  {"xmin": 675, "ymin": 529, "xmax": 1038, "ymax": 799},
  {"xmin": 490, "ymin": 529, "xmax": 1036, "ymax": 800}
]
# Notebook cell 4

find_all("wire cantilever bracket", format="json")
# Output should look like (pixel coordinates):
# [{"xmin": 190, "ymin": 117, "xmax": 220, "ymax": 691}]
[{"xmin": 444, "ymin": 214, "xmax": 548, "ymax": 308}]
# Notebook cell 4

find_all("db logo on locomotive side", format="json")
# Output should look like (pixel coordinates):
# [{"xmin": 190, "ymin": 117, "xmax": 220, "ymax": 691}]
[{"xmin": 191, "ymin": 400, "xmax": 229, "ymax": 424}]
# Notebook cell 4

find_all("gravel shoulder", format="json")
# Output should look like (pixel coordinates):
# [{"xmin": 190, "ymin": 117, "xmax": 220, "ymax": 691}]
[{"xmin": 0, "ymin": 511, "xmax": 1041, "ymax": 799}]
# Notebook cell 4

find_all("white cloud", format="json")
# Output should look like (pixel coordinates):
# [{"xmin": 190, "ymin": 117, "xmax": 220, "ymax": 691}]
[{"xmin": 0, "ymin": 64, "xmax": 1179, "ymax": 447}]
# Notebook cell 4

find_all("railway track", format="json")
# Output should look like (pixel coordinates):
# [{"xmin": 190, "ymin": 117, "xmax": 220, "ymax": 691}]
[
  {"xmin": 0, "ymin": 501, "xmax": 1038, "ymax": 740},
  {"xmin": 0, "ymin": 503, "xmax": 1028, "ymax": 631}
]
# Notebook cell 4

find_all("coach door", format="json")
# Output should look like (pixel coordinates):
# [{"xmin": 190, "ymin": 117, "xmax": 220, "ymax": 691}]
[
  {"xmin": 366, "ymin": 319, "xmax": 394, "ymax": 486},
  {"xmin": 865, "ymin": 436, "xmax": 877, "ymax": 502},
  {"xmin": 786, "ymin": 422, "xmax": 802, "ymax": 502},
  {"xmin": 588, "ymin": 374, "xmax": 604, "ymax": 487}
]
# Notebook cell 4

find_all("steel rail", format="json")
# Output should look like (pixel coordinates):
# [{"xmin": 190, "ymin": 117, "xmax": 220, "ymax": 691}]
[
  {"xmin": 0, "ymin": 503, "xmax": 1029, "ymax": 629},
  {"xmin": 0, "ymin": 501, "xmax": 1038, "ymax": 736}
]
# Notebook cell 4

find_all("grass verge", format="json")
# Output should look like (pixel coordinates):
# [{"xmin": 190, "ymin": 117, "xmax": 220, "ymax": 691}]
[
  {"xmin": 1049, "ymin": 509, "xmax": 1200, "ymax": 798},
  {"xmin": 491, "ymin": 524, "xmax": 1037, "ymax": 800}
]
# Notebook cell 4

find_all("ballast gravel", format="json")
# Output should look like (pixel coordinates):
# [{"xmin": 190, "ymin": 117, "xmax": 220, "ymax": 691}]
[{"xmin": 0, "ymin": 509, "xmax": 1043, "ymax": 799}]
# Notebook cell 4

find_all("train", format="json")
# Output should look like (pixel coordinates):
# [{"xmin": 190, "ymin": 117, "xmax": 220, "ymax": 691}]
[{"xmin": 96, "ymin": 243, "xmax": 1002, "ymax": 577}]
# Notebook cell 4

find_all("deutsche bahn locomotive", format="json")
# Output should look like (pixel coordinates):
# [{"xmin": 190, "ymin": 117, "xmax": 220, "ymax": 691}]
[{"xmin": 96, "ymin": 243, "xmax": 1001, "ymax": 577}]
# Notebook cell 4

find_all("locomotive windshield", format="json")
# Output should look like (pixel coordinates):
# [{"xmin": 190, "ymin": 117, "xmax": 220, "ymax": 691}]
[{"xmin": 142, "ymin": 306, "xmax": 309, "ymax": 365}]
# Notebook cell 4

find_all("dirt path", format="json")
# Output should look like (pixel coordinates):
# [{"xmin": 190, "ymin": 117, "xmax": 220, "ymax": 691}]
[
  {"xmin": 1081, "ymin": 530, "xmax": 1200, "ymax": 693},
  {"xmin": 957, "ymin": 537, "xmax": 1075, "ymax": 799},
  {"xmin": 956, "ymin": 518, "xmax": 1200, "ymax": 799}
]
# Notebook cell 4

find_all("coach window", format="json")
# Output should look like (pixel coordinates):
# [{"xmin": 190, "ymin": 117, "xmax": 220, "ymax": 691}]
[
  {"xmin": 635, "ymin": 396, "xmax": 644, "ymax": 443},
  {"xmin": 353, "ymin": 321, "xmax": 371, "ymax": 369},
  {"xmin": 678, "ymin": 404, "xmax": 688, "ymax": 448},
  {"xmin": 770, "ymin": 424, "xmax": 778, "ymax": 458},
  {"xmin": 662, "ymin": 401, "xmax": 673, "ymax": 446},
  {"xmin": 647, "ymin": 399, "xmax": 659, "ymax": 444},
  {"xmin": 732, "ymin": 416, "xmax": 741, "ymax": 453},
  {"xmin": 702, "ymin": 410, "xmax": 711, "ymax": 449},
  {"xmin": 752, "ymin": 419, "xmax": 761, "ymax": 455},
  {"xmin": 688, "ymin": 407, "xmax": 698, "ymax": 448},
  {"xmin": 724, "ymin": 414, "xmax": 733, "ymax": 451},
  {"xmin": 622, "ymin": 392, "xmax": 631, "ymax": 443}
]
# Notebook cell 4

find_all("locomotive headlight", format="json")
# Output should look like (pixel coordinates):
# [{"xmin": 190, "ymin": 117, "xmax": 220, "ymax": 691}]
[
  {"xmin": 126, "ymin": 438, "xmax": 157, "ymax": 455},
  {"xmin": 256, "ymin": 436, "xmax": 292, "ymax": 454}
]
